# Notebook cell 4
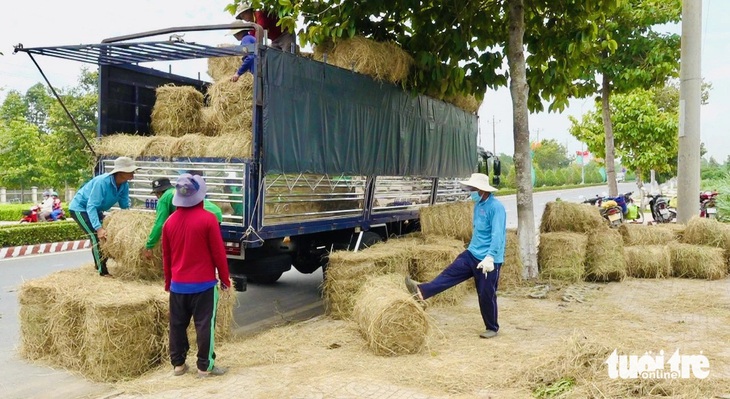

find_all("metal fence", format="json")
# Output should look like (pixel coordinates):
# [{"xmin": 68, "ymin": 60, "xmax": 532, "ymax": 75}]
[{"xmin": 0, "ymin": 188, "xmax": 75, "ymax": 204}]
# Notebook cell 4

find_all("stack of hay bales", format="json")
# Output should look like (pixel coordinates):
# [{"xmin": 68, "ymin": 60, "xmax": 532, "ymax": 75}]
[
  {"xmin": 539, "ymin": 201, "xmax": 625, "ymax": 282},
  {"xmin": 313, "ymin": 37, "xmax": 413, "ymax": 84},
  {"xmin": 670, "ymin": 217, "xmax": 730, "ymax": 280},
  {"xmin": 408, "ymin": 236, "xmax": 466, "ymax": 306},
  {"xmin": 17, "ymin": 211, "xmax": 237, "ymax": 382},
  {"xmin": 352, "ymin": 274, "xmax": 430, "ymax": 356}
]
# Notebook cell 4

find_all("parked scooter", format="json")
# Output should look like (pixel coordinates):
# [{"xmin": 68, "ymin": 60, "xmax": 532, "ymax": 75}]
[
  {"xmin": 647, "ymin": 193, "xmax": 676, "ymax": 224},
  {"xmin": 700, "ymin": 191, "xmax": 718, "ymax": 219},
  {"xmin": 582, "ymin": 192, "xmax": 642, "ymax": 226}
]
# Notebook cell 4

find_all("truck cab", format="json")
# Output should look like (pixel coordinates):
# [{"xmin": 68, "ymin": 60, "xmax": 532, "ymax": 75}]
[{"xmin": 15, "ymin": 23, "xmax": 481, "ymax": 287}]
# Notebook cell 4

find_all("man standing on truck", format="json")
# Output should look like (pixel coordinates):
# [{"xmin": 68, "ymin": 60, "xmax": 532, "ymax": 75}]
[
  {"xmin": 142, "ymin": 177, "xmax": 224, "ymax": 260},
  {"xmin": 235, "ymin": 1, "xmax": 296, "ymax": 53},
  {"xmin": 163, "ymin": 174, "xmax": 230, "ymax": 378},
  {"xmin": 405, "ymin": 173, "xmax": 506, "ymax": 339},
  {"xmin": 69, "ymin": 156, "xmax": 140, "ymax": 276},
  {"xmin": 230, "ymin": 26, "xmax": 256, "ymax": 82}
]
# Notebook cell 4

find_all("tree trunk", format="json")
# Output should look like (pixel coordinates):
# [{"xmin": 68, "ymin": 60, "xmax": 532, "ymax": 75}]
[
  {"xmin": 507, "ymin": 0, "xmax": 538, "ymax": 279},
  {"xmin": 601, "ymin": 74, "xmax": 618, "ymax": 197}
]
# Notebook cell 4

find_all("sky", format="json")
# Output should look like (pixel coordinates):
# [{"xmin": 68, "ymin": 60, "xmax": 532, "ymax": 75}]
[{"xmin": 1, "ymin": 0, "xmax": 728, "ymax": 162}]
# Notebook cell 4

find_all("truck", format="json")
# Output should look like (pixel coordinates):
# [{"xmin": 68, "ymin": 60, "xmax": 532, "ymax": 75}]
[{"xmin": 14, "ymin": 22, "xmax": 495, "ymax": 288}]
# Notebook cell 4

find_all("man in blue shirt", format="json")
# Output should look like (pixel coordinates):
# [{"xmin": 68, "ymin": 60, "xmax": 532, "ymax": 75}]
[
  {"xmin": 406, "ymin": 173, "xmax": 506, "ymax": 339},
  {"xmin": 230, "ymin": 26, "xmax": 256, "ymax": 82},
  {"xmin": 69, "ymin": 156, "xmax": 140, "ymax": 276}
]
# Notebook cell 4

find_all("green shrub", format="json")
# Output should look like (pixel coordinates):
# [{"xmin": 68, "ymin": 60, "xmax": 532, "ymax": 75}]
[
  {"xmin": 0, "ymin": 204, "xmax": 70, "ymax": 221},
  {"xmin": 0, "ymin": 221, "xmax": 86, "ymax": 247}
]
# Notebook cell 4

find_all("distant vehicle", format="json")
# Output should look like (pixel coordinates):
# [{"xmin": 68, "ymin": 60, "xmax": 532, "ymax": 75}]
[{"xmin": 616, "ymin": 172, "xmax": 625, "ymax": 182}]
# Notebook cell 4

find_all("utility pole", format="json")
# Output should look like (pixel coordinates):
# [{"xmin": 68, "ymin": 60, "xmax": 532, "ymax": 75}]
[
  {"xmin": 677, "ymin": 0, "xmax": 702, "ymax": 223},
  {"xmin": 491, "ymin": 115, "xmax": 499, "ymax": 155}
]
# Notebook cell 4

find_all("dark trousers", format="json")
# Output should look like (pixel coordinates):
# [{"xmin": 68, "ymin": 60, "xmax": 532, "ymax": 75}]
[
  {"xmin": 418, "ymin": 250, "xmax": 502, "ymax": 332},
  {"xmin": 169, "ymin": 287, "xmax": 220, "ymax": 372},
  {"xmin": 70, "ymin": 210, "xmax": 108, "ymax": 275}
]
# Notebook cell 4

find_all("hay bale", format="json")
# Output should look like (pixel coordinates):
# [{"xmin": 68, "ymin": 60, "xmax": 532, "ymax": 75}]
[
  {"xmin": 444, "ymin": 93, "xmax": 481, "ymax": 114},
  {"xmin": 47, "ymin": 278, "xmax": 87, "ymax": 369},
  {"xmin": 94, "ymin": 134, "xmax": 150, "ymax": 158},
  {"xmin": 584, "ymin": 228, "xmax": 626, "ymax": 282},
  {"xmin": 323, "ymin": 240, "xmax": 413, "ymax": 319},
  {"xmin": 205, "ymin": 133, "xmax": 252, "ymax": 159},
  {"xmin": 151, "ymin": 85, "xmax": 203, "ymax": 137},
  {"xmin": 623, "ymin": 245, "xmax": 671, "ymax": 278},
  {"xmin": 200, "ymin": 107, "xmax": 218, "ymax": 137},
  {"xmin": 314, "ymin": 37, "xmax": 413, "ymax": 83},
  {"xmin": 102, "ymin": 210, "xmax": 162, "ymax": 281},
  {"xmin": 618, "ymin": 224, "xmax": 678, "ymax": 246},
  {"xmin": 207, "ymin": 46, "xmax": 242, "ymax": 82},
  {"xmin": 352, "ymin": 274, "xmax": 430, "ymax": 356},
  {"xmin": 207, "ymin": 76, "xmax": 254, "ymax": 135},
  {"xmin": 499, "ymin": 228, "xmax": 524, "ymax": 290},
  {"xmin": 668, "ymin": 243, "xmax": 727, "ymax": 280},
  {"xmin": 139, "ymin": 135, "xmax": 179, "ymax": 159},
  {"xmin": 540, "ymin": 201, "xmax": 604, "ymax": 234},
  {"xmin": 408, "ymin": 240, "xmax": 467, "ymax": 306},
  {"xmin": 82, "ymin": 288, "xmax": 163, "ymax": 382},
  {"xmin": 419, "ymin": 201, "xmax": 473, "ymax": 243},
  {"xmin": 681, "ymin": 217, "xmax": 730, "ymax": 264},
  {"xmin": 538, "ymin": 232, "xmax": 587, "ymax": 282},
  {"xmin": 168, "ymin": 133, "xmax": 209, "ymax": 158},
  {"xmin": 17, "ymin": 277, "xmax": 58, "ymax": 360}
]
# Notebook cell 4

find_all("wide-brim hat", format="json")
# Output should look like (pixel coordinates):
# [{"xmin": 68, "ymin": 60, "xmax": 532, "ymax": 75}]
[
  {"xmin": 235, "ymin": 2, "xmax": 253, "ymax": 19},
  {"xmin": 173, "ymin": 174, "xmax": 207, "ymax": 207},
  {"xmin": 460, "ymin": 173, "xmax": 498, "ymax": 192},
  {"xmin": 110, "ymin": 156, "xmax": 141, "ymax": 174},
  {"xmin": 150, "ymin": 177, "xmax": 174, "ymax": 194}
]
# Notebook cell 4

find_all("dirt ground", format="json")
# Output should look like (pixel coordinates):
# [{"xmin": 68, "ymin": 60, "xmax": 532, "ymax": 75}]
[{"xmin": 107, "ymin": 277, "xmax": 730, "ymax": 399}]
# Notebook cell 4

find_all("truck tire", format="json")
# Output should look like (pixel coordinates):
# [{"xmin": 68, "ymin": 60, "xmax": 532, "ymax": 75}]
[
  {"xmin": 350, "ymin": 231, "xmax": 383, "ymax": 251},
  {"xmin": 228, "ymin": 254, "xmax": 291, "ymax": 285}
]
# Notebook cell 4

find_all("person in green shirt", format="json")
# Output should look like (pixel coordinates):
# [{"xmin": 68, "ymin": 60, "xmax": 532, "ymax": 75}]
[{"xmin": 142, "ymin": 177, "xmax": 223, "ymax": 260}]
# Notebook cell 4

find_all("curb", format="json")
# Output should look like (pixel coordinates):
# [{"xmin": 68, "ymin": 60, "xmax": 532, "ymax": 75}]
[{"xmin": 0, "ymin": 239, "xmax": 91, "ymax": 260}]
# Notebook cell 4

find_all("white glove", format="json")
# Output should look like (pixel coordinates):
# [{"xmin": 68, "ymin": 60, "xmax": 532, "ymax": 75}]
[{"xmin": 477, "ymin": 256, "xmax": 495, "ymax": 274}]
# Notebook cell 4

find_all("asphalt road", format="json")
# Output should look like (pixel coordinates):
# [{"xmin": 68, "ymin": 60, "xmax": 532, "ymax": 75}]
[{"xmin": 0, "ymin": 182, "xmax": 638, "ymax": 398}]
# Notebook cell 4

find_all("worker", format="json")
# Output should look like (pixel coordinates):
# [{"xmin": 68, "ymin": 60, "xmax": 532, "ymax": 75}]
[
  {"xmin": 235, "ymin": 1, "xmax": 297, "ymax": 53},
  {"xmin": 405, "ymin": 173, "xmax": 506, "ymax": 339},
  {"xmin": 230, "ymin": 26, "xmax": 257, "ymax": 82}
]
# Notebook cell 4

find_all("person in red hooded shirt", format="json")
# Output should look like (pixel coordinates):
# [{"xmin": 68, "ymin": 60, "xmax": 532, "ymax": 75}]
[
  {"xmin": 235, "ymin": 1, "xmax": 297, "ymax": 53},
  {"xmin": 162, "ymin": 173, "xmax": 231, "ymax": 378}
]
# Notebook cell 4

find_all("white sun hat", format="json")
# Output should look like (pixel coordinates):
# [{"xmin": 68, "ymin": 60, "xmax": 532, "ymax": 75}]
[{"xmin": 460, "ymin": 173, "xmax": 498, "ymax": 192}]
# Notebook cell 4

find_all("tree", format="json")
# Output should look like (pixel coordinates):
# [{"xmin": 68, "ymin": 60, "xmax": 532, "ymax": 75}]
[
  {"xmin": 1, "ymin": 90, "xmax": 28, "ymax": 123},
  {"xmin": 0, "ymin": 119, "xmax": 49, "ymax": 189},
  {"xmin": 532, "ymin": 139, "xmax": 570, "ymax": 170},
  {"xmin": 570, "ymin": 88, "xmax": 677, "ymax": 183},
  {"xmin": 24, "ymin": 83, "xmax": 53, "ymax": 133}
]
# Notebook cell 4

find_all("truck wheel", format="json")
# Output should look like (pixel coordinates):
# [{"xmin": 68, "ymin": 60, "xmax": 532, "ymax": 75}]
[
  {"xmin": 351, "ymin": 231, "xmax": 383, "ymax": 251},
  {"xmin": 229, "ymin": 254, "xmax": 292, "ymax": 285}
]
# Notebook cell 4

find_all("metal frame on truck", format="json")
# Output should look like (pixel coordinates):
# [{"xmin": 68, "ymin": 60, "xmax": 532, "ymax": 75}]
[{"xmin": 14, "ymin": 22, "xmax": 487, "ymax": 286}]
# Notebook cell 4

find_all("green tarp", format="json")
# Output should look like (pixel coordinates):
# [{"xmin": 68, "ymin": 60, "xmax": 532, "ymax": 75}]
[{"xmin": 262, "ymin": 50, "xmax": 478, "ymax": 178}]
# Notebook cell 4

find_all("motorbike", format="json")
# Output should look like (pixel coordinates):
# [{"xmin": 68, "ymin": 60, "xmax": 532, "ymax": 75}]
[
  {"xmin": 582, "ymin": 192, "xmax": 642, "ymax": 227},
  {"xmin": 699, "ymin": 191, "xmax": 718, "ymax": 219},
  {"xmin": 19, "ymin": 205, "xmax": 66, "ymax": 223},
  {"xmin": 647, "ymin": 193, "xmax": 676, "ymax": 224}
]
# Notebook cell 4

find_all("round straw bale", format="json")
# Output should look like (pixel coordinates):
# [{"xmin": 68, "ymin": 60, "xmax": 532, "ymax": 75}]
[
  {"xmin": 584, "ymin": 228, "xmax": 626, "ymax": 282},
  {"xmin": 623, "ymin": 245, "xmax": 672, "ymax": 278},
  {"xmin": 18, "ymin": 276, "xmax": 59, "ymax": 360},
  {"xmin": 151, "ymin": 84, "xmax": 204, "ymax": 137},
  {"xmin": 538, "ymin": 232, "xmax": 588, "ymax": 282},
  {"xmin": 668, "ymin": 243, "xmax": 727, "ymax": 280},
  {"xmin": 101, "ymin": 210, "xmax": 162, "ymax": 281},
  {"xmin": 419, "ymin": 201, "xmax": 474, "ymax": 243},
  {"xmin": 94, "ymin": 134, "xmax": 150, "ymax": 159},
  {"xmin": 324, "ymin": 241, "xmax": 413, "ymax": 319},
  {"xmin": 139, "ymin": 135, "xmax": 178, "ymax": 159},
  {"xmin": 540, "ymin": 201, "xmax": 605, "ymax": 233},
  {"xmin": 409, "ymin": 243, "xmax": 467, "ymax": 306},
  {"xmin": 618, "ymin": 224, "xmax": 678, "ymax": 246},
  {"xmin": 352, "ymin": 274, "xmax": 430, "ymax": 356}
]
